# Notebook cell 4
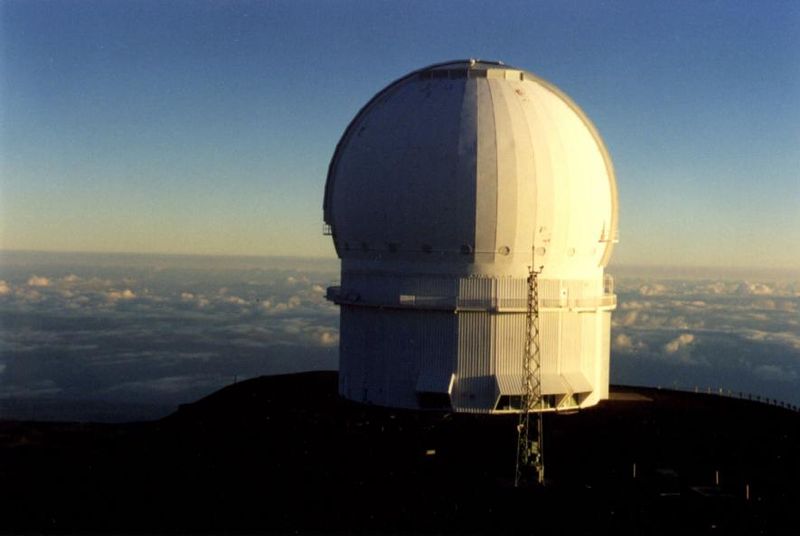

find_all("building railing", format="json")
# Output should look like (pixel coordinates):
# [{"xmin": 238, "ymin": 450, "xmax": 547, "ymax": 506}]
[
  {"xmin": 328, "ymin": 286, "xmax": 617, "ymax": 311},
  {"xmin": 656, "ymin": 384, "xmax": 800, "ymax": 413}
]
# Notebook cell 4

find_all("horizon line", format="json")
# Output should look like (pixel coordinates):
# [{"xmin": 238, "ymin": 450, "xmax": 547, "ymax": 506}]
[{"xmin": 1, "ymin": 248, "xmax": 798, "ymax": 276}]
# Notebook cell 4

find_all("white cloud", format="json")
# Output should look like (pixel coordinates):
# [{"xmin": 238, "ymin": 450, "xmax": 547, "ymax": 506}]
[
  {"xmin": 285, "ymin": 275, "xmax": 310, "ymax": 286},
  {"xmin": 106, "ymin": 289, "xmax": 136, "ymax": 301},
  {"xmin": 318, "ymin": 330, "xmax": 339, "ymax": 346},
  {"xmin": 735, "ymin": 282, "xmax": 774, "ymax": 296},
  {"xmin": 620, "ymin": 300, "xmax": 651, "ymax": 311},
  {"xmin": 27, "ymin": 275, "xmax": 51, "ymax": 287},
  {"xmin": 617, "ymin": 311, "xmax": 640, "ymax": 327},
  {"xmin": 742, "ymin": 329, "xmax": 800, "ymax": 350},
  {"xmin": 223, "ymin": 295, "xmax": 248, "ymax": 306},
  {"xmin": 664, "ymin": 333, "xmax": 695, "ymax": 354},
  {"xmin": 62, "ymin": 274, "xmax": 81, "ymax": 283},
  {"xmin": 15, "ymin": 288, "xmax": 43, "ymax": 301},
  {"xmin": 612, "ymin": 333, "xmax": 646, "ymax": 352},
  {"xmin": 0, "ymin": 280, "xmax": 10, "ymax": 296},
  {"xmin": 700, "ymin": 281, "xmax": 731, "ymax": 295},
  {"xmin": 668, "ymin": 316, "xmax": 692, "ymax": 329},
  {"xmin": 638, "ymin": 283, "xmax": 668, "ymax": 296}
]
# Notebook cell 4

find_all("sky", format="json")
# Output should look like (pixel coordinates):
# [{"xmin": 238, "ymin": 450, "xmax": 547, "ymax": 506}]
[{"xmin": 1, "ymin": 0, "xmax": 799, "ymax": 269}]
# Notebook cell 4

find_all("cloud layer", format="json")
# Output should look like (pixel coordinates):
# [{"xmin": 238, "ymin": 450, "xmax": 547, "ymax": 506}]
[
  {"xmin": 610, "ymin": 273, "xmax": 800, "ymax": 404},
  {"xmin": 0, "ymin": 255, "xmax": 340, "ymax": 417},
  {"xmin": 1, "ymin": 254, "xmax": 798, "ymax": 419}
]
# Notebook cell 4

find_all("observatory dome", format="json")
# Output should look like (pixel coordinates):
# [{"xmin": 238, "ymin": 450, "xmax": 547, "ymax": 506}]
[
  {"xmin": 324, "ymin": 60, "xmax": 618, "ymax": 413},
  {"xmin": 324, "ymin": 60, "xmax": 617, "ymax": 279}
]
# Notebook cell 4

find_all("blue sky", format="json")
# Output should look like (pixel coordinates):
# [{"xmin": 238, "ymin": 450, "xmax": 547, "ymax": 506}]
[{"xmin": 1, "ymin": 0, "xmax": 799, "ymax": 268}]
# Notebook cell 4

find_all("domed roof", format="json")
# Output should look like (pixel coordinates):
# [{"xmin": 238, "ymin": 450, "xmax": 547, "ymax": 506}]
[{"xmin": 324, "ymin": 60, "xmax": 617, "ymax": 278}]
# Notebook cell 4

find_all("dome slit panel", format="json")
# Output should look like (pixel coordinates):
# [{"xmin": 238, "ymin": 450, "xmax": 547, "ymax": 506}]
[
  {"xmin": 474, "ymin": 78, "xmax": 498, "ymax": 261},
  {"xmin": 396, "ymin": 78, "xmax": 466, "ymax": 253},
  {"xmin": 533, "ymin": 78, "xmax": 619, "ymax": 269},
  {"xmin": 529, "ymin": 83, "xmax": 572, "ymax": 274},
  {"xmin": 546, "ymin": 88, "xmax": 603, "ymax": 269},
  {"xmin": 501, "ymin": 79, "xmax": 538, "ymax": 265},
  {"xmin": 331, "ymin": 81, "xmax": 420, "ymax": 250},
  {"xmin": 325, "ymin": 81, "xmax": 407, "ymax": 227},
  {"xmin": 519, "ymin": 82, "xmax": 556, "ymax": 272},
  {"xmin": 455, "ymin": 78, "xmax": 479, "ymax": 255},
  {"xmin": 382, "ymin": 81, "xmax": 440, "ymax": 252},
  {"xmin": 487, "ymin": 77, "xmax": 520, "ymax": 264}
]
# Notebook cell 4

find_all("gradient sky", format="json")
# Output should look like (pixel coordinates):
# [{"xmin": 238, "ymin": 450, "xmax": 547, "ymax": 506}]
[{"xmin": 1, "ymin": 0, "xmax": 798, "ymax": 268}]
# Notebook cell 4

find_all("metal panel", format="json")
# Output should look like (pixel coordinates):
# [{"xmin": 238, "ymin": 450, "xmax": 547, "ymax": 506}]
[
  {"xmin": 494, "ymin": 312, "xmax": 525, "ymax": 376},
  {"xmin": 495, "ymin": 373, "xmax": 524, "ymax": 395},
  {"xmin": 415, "ymin": 309, "xmax": 457, "ymax": 398},
  {"xmin": 453, "ymin": 311, "xmax": 495, "ymax": 411},
  {"xmin": 541, "ymin": 373, "xmax": 569, "ymax": 395},
  {"xmin": 491, "ymin": 78, "xmax": 535, "ymax": 266},
  {"xmin": 597, "ymin": 311, "xmax": 611, "ymax": 400},
  {"xmin": 496, "ymin": 277, "xmax": 526, "ymax": 309},
  {"xmin": 560, "ymin": 311, "xmax": 582, "ymax": 375},
  {"xmin": 338, "ymin": 306, "xmax": 367, "ymax": 402},
  {"xmin": 580, "ymin": 312, "xmax": 597, "ymax": 381},
  {"xmin": 416, "ymin": 371, "xmax": 454, "ymax": 394},
  {"xmin": 539, "ymin": 311, "xmax": 560, "ymax": 379},
  {"xmin": 539, "ymin": 279, "xmax": 562, "ymax": 301},
  {"xmin": 474, "ymin": 79, "xmax": 498, "ymax": 261},
  {"xmin": 458, "ymin": 277, "xmax": 494, "ymax": 309},
  {"xmin": 562, "ymin": 371, "xmax": 592, "ymax": 394}
]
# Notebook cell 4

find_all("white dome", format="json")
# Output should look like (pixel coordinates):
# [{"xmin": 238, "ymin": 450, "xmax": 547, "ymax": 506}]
[
  {"xmin": 324, "ymin": 60, "xmax": 618, "ymax": 280},
  {"xmin": 324, "ymin": 61, "xmax": 619, "ymax": 414}
]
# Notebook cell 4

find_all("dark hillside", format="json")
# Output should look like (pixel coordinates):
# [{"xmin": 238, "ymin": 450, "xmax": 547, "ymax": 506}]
[{"xmin": 0, "ymin": 371, "xmax": 797, "ymax": 534}]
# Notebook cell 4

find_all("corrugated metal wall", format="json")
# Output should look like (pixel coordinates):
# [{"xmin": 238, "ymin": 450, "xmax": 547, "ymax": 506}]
[
  {"xmin": 340, "ymin": 305, "xmax": 457, "ymax": 408},
  {"xmin": 337, "ymin": 273, "xmax": 613, "ymax": 412},
  {"xmin": 453, "ymin": 312, "xmax": 495, "ymax": 412},
  {"xmin": 540, "ymin": 312, "xmax": 560, "ymax": 380},
  {"xmin": 494, "ymin": 313, "xmax": 525, "ymax": 377}
]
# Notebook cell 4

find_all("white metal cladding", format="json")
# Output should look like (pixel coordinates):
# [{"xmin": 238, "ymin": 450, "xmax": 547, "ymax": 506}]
[
  {"xmin": 325, "ymin": 60, "xmax": 617, "ymax": 413},
  {"xmin": 339, "ymin": 305, "xmax": 457, "ymax": 407},
  {"xmin": 324, "ymin": 61, "xmax": 618, "ymax": 279},
  {"xmin": 332, "ymin": 272, "xmax": 613, "ymax": 412}
]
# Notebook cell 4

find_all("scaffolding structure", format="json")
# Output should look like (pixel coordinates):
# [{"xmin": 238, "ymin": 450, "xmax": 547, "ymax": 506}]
[{"xmin": 514, "ymin": 264, "xmax": 545, "ymax": 487}]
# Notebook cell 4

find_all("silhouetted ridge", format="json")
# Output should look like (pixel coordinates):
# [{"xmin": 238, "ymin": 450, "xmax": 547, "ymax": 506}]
[
  {"xmin": 1, "ymin": 372, "xmax": 797, "ymax": 534},
  {"xmin": 171, "ymin": 371, "xmax": 340, "ymax": 418}
]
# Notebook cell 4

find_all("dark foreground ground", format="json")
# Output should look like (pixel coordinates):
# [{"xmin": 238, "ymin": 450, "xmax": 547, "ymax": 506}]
[{"xmin": 1, "ymin": 371, "xmax": 798, "ymax": 535}]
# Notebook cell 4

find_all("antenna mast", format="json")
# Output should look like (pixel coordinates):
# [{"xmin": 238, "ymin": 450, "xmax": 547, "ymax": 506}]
[{"xmin": 514, "ymin": 263, "xmax": 545, "ymax": 487}]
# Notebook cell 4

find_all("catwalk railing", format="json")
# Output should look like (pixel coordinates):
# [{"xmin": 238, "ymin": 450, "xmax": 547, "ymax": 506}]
[{"xmin": 649, "ymin": 384, "xmax": 800, "ymax": 413}]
